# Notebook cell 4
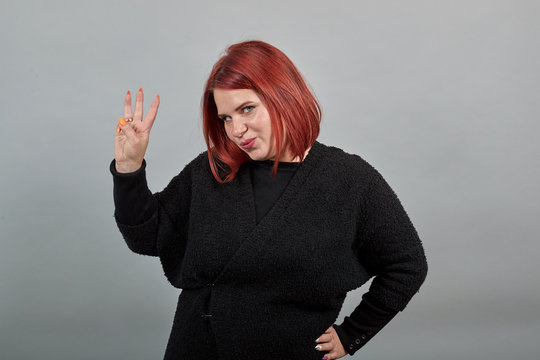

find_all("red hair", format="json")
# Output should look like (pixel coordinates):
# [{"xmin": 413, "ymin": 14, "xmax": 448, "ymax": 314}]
[{"xmin": 202, "ymin": 40, "xmax": 321, "ymax": 183}]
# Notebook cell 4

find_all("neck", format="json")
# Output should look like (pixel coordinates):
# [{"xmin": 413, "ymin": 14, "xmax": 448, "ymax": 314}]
[{"xmin": 270, "ymin": 146, "xmax": 312, "ymax": 163}]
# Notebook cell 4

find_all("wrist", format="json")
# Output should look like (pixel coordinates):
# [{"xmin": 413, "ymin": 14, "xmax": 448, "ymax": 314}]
[{"xmin": 115, "ymin": 160, "xmax": 143, "ymax": 174}]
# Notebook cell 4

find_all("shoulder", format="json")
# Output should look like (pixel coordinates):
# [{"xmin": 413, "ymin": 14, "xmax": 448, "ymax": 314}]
[
  {"xmin": 165, "ymin": 150, "xmax": 208, "ymax": 186},
  {"xmin": 187, "ymin": 150, "xmax": 209, "ymax": 169},
  {"xmin": 182, "ymin": 150, "xmax": 229, "ymax": 186},
  {"xmin": 316, "ymin": 141, "xmax": 384, "ymax": 186}
]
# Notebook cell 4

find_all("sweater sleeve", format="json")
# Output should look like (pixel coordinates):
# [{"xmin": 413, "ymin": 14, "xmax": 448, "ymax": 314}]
[
  {"xmin": 110, "ymin": 159, "xmax": 156, "ymax": 226},
  {"xmin": 109, "ymin": 157, "xmax": 195, "ymax": 257},
  {"xmin": 334, "ymin": 165, "xmax": 428, "ymax": 355},
  {"xmin": 332, "ymin": 294, "xmax": 398, "ymax": 355}
]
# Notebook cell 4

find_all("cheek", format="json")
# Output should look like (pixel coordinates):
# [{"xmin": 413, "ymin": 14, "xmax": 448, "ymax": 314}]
[
  {"xmin": 257, "ymin": 113, "xmax": 273, "ymax": 137},
  {"xmin": 223, "ymin": 125, "xmax": 233, "ymax": 140}
]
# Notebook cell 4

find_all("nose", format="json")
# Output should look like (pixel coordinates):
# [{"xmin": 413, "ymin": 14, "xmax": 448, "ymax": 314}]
[{"xmin": 231, "ymin": 117, "xmax": 247, "ymax": 138}]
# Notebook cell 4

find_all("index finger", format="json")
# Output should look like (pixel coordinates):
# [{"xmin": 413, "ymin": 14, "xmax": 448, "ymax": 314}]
[{"xmin": 142, "ymin": 94, "xmax": 160, "ymax": 131}]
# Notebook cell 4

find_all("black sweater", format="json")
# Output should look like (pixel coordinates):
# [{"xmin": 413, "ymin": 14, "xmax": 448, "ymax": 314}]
[{"xmin": 110, "ymin": 140, "xmax": 428, "ymax": 359}]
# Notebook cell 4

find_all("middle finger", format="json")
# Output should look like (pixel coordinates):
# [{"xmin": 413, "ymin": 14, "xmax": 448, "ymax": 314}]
[
  {"xmin": 315, "ymin": 333, "xmax": 332, "ymax": 343},
  {"xmin": 134, "ymin": 87, "xmax": 144, "ymax": 122}
]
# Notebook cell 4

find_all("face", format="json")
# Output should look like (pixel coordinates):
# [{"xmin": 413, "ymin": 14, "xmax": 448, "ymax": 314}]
[{"xmin": 214, "ymin": 88, "xmax": 279, "ymax": 161}]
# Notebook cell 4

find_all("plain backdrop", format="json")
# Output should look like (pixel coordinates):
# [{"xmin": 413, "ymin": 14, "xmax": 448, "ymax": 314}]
[{"xmin": 1, "ymin": 0, "xmax": 539, "ymax": 359}]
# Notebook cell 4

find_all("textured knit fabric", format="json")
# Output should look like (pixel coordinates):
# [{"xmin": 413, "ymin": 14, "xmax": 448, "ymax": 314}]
[
  {"xmin": 112, "ymin": 159, "xmax": 299, "ymax": 226},
  {"xmin": 111, "ymin": 156, "xmax": 399, "ymax": 355},
  {"xmin": 111, "ymin": 159, "xmax": 154, "ymax": 226},
  {"xmin": 110, "ymin": 140, "xmax": 428, "ymax": 359}
]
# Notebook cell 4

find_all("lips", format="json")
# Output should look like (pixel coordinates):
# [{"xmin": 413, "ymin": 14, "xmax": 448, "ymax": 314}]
[{"xmin": 240, "ymin": 138, "xmax": 256, "ymax": 149}]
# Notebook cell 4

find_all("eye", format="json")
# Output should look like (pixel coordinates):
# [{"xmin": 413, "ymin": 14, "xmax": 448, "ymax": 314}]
[
  {"xmin": 242, "ymin": 105, "xmax": 255, "ymax": 114},
  {"xmin": 219, "ymin": 115, "xmax": 232, "ymax": 122}
]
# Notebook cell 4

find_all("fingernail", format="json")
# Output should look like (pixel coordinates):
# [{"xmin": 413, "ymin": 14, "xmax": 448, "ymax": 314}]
[
  {"xmin": 322, "ymin": 357, "xmax": 328, "ymax": 360},
  {"xmin": 127, "ymin": 90, "xmax": 131, "ymax": 96},
  {"xmin": 139, "ymin": 87, "xmax": 143, "ymax": 92},
  {"xmin": 118, "ymin": 117, "xmax": 126, "ymax": 126},
  {"xmin": 116, "ymin": 125, "xmax": 121, "ymax": 134},
  {"xmin": 315, "ymin": 337, "xmax": 319, "ymax": 342},
  {"xmin": 157, "ymin": 94, "xmax": 160, "ymax": 100},
  {"xmin": 314, "ymin": 345, "xmax": 322, "ymax": 351}
]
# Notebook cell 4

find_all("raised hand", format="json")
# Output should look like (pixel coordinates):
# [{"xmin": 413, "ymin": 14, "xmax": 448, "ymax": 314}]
[{"xmin": 114, "ymin": 88, "xmax": 160, "ymax": 173}]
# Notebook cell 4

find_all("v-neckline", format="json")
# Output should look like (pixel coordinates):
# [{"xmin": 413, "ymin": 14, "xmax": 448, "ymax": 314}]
[
  {"xmin": 234, "ymin": 140, "xmax": 326, "ymax": 240},
  {"xmin": 211, "ymin": 141, "xmax": 327, "ymax": 284}
]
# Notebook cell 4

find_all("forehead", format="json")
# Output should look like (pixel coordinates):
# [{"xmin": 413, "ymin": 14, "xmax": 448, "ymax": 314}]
[{"xmin": 213, "ymin": 88, "xmax": 261, "ymax": 111}]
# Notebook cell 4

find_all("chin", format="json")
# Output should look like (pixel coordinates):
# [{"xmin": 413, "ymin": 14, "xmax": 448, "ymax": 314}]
[
  {"xmin": 248, "ymin": 154, "xmax": 264, "ymax": 161},
  {"xmin": 246, "ymin": 151, "xmax": 270, "ymax": 161}
]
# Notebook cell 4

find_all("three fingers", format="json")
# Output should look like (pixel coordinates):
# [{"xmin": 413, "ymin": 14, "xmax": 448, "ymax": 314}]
[{"xmin": 117, "ymin": 88, "xmax": 160, "ymax": 135}]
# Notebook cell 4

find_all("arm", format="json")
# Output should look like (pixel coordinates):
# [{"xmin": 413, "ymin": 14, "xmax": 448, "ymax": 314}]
[
  {"xmin": 332, "ymin": 295, "xmax": 398, "ymax": 355},
  {"xmin": 110, "ymin": 89, "xmax": 191, "ymax": 256},
  {"xmin": 334, "ymin": 166, "xmax": 428, "ymax": 355},
  {"xmin": 110, "ymin": 158, "xmax": 158, "ymax": 255},
  {"xmin": 111, "ymin": 158, "xmax": 155, "ymax": 226},
  {"xmin": 110, "ymin": 157, "xmax": 195, "ymax": 257}
]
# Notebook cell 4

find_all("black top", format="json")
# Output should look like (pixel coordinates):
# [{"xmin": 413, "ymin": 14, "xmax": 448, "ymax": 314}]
[
  {"xmin": 248, "ymin": 159, "xmax": 299, "ymax": 224},
  {"xmin": 110, "ymin": 140, "xmax": 427, "ymax": 359},
  {"xmin": 110, "ymin": 157, "xmax": 399, "ymax": 355}
]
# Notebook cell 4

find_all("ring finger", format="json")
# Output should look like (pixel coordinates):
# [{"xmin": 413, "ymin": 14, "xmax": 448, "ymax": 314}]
[{"xmin": 123, "ymin": 90, "xmax": 132, "ymax": 121}]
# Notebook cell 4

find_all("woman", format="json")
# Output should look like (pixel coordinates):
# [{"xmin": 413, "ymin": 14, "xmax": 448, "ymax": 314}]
[{"xmin": 111, "ymin": 40, "xmax": 428, "ymax": 360}]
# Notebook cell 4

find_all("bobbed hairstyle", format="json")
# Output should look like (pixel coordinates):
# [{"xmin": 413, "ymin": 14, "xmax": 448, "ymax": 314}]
[{"xmin": 202, "ymin": 40, "xmax": 321, "ymax": 183}]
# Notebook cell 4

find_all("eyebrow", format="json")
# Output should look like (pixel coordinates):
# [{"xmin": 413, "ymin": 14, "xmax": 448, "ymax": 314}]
[{"xmin": 217, "ymin": 101, "xmax": 254, "ymax": 118}]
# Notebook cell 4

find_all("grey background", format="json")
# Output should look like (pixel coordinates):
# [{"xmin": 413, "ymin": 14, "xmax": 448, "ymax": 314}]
[{"xmin": 1, "ymin": 0, "xmax": 539, "ymax": 359}]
